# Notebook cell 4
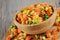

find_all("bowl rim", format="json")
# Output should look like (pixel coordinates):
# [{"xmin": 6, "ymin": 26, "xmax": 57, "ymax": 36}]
[{"xmin": 14, "ymin": 3, "xmax": 56, "ymax": 26}]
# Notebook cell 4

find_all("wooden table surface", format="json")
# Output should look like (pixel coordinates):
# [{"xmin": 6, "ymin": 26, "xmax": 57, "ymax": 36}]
[{"xmin": 0, "ymin": 0, "xmax": 60, "ymax": 40}]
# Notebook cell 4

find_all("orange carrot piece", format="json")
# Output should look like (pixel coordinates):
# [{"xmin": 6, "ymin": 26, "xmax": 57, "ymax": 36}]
[
  {"xmin": 41, "ymin": 3, "xmax": 48, "ymax": 8},
  {"xmin": 17, "ymin": 13, "xmax": 23, "ymax": 19},
  {"xmin": 57, "ymin": 26, "xmax": 60, "ymax": 31},
  {"xmin": 13, "ymin": 29, "xmax": 18, "ymax": 36},
  {"xmin": 17, "ymin": 17, "xmax": 21, "ymax": 23},
  {"xmin": 46, "ymin": 8, "xmax": 52, "ymax": 16},
  {"xmin": 51, "ymin": 28, "xmax": 57, "ymax": 35},
  {"xmin": 57, "ymin": 9, "xmax": 60, "ymax": 14},
  {"xmin": 35, "ymin": 8, "xmax": 40, "ymax": 15},
  {"xmin": 18, "ymin": 28, "xmax": 22, "ymax": 33},
  {"xmin": 40, "ymin": 36, "xmax": 43, "ymax": 40},
  {"xmin": 6, "ymin": 35, "xmax": 12, "ymax": 40},
  {"xmin": 55, "ymin": 21, "xmax": 60, "ymax": 26},
  {"xmin": 23, "ymin": 14, "xmax": 28, "ymax": 21},
  {"xmin": 28, "ymin": 5, "xmax": 34, "ymax": 11},
  {"xmin": 46, "ymin": 31, "xmax": 51, "ymax": 38},
  {"xmin": 52, "ymin": 35, "xmax": 56, "ymax": 40},
  {"xmin": 25, "ymin": 36, "xmax": 32, "ymax": 40},
  {"xmin": 41, "ymin": 10, "xmax": 45, "ymax": 15}
]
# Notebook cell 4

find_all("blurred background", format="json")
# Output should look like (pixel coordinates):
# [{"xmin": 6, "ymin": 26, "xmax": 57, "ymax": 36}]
[{"xmin": 0, "ymin": 0, "xmax": 60, "ymax": 40}]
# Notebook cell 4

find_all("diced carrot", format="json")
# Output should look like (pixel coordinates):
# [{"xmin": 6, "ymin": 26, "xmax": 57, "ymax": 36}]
[
  {"xmin": 28, "ymin": 5, "xmax": 34, "ymax": 11},
  {"xmin": 46, "ymin": 31, "xmax": 51, "ymax": 38},
  {"xmin": 17, "ymin": 13, "xmax": 23, "ymax": 19},
  {"xmin": 51, "ymin": 28, "xmax": 57, "ymax": 35},
  {"xmin": 6, "ymin": 35, "xmax": 12, "ymax": 40},
  {"xmin": 55, "ymin": 21, "xmax": 60, "ymax": 26},
  {"xmin": 13, "ymin": 29, "xmax": 18, "ymax": 36},
  {"xmin": 57, "ymin": 26, "xmax": 60, "ymax": 31},
  {"xmin": 52, "ymin": 35, "xmax": 56, "ymax": 40},
  {"xmin": 41, "ymin": 10, "xmax": 45, "ymax": 15},
  {"xmin": 35, "ymin": 8, "xmax": 40, "ymax": 15},
  {"xmin": 40, "ymin": 36, "xmax": 43, "ymax": 40},
  {"xmin": 23, "ymin": 7, "xmax": 27, "ymax": 10},
  {"xmin": 41, "ymin": 3, "xmax": 48, "ymax": 8},
  {"xmin": 17, "ymin": 17, "xmax": 21, "ymax": 23},
  {"xmin": 25, "ymin": 36, "xmax": 32, "ymax": 40},
  {"xmin": 46, "ymin": 8, "xmax": 52, "ymax": 16},
  {"xmin": 57, "ymin": 9, "xmax": 60, "ymax": 14},
  {"xmin": 23, "ymin": 14, "xmax": 28, "ymax": 21},
  {"xmin": 18, "ymin": 28, "xmax": 22, "ymax": 33}
]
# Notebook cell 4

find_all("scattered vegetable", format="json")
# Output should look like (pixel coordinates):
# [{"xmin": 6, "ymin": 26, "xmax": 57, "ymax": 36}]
[
  {"xmin": 51, "ymin": 28, "xmax": 57, "ymax": 35},
  {"xmin": 25, "ymin": 36, "xmax": 32, "ymax": 40},
  {"xmin": 46, "ymin": 31, "xmax": 51, "ymax": 38}
]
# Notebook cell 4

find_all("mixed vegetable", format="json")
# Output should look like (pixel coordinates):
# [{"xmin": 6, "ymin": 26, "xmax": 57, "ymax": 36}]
[
  {"xmin": 6, "ymin": 25, "xmax": 60, "ymax": 40},
  {"xmin": 6, "ymin": 10, "xmax": 60, "ymax": 40},
  {"xmin": 55, "ymin": 9, "xmax": 60, "ymax": 26},
  {"xmin": 16, "ymin": 3, "xmax": 54, "ymax": 25}
]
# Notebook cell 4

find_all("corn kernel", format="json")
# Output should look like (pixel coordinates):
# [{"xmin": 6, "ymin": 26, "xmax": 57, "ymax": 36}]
[
  {"xmin": 28, "ymin": 17, "xmax": 32, "ymax": 21},
  {"xmin": 26, "ymin": 20, "xmax": 28, "ymax": 24},
  {"xmin": 35, "ymin": 35, "xmax": 38, "ymax": 39},
  {"xmin": 37, "ymin": 4, "xmax": 40, "ymax": 8},
  {"xmin": 42, "ymin": 36, "xmax": 46, "ymax": 40}
]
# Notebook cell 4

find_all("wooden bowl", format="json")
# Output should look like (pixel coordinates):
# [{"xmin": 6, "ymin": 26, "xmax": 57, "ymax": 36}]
[{"xmin": 13, "ymin": 3, "xmax": 56, "ymax": 34}]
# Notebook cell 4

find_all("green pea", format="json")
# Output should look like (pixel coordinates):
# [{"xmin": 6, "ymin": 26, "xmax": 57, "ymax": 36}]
[
  {"xmin": 33, "ymin": 22, "xmax": 37, "ymax": 24},
  {"xmin": 20, "ymin": 10, "xmax": 24, "ymax": 12},
  {"xmin": 44, "ymin": 14, "xmax": 48, "ymax": 20},
  {"xmin": 28, "ymin": 11, "xmax": 31, "ymax": 16},
  {"xmin": 40, "ymin": 8, "xmax": 43, "ymax": 11},
  {"xmin": 28, "ymin": 21, "xmax": 33, "ymax": 25},
  {"xmin": 10, "ymin": 25, "xmax": 17, "ymax": 29}
]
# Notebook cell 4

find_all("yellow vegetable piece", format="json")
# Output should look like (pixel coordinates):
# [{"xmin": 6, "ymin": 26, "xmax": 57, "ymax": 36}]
[
  {"xmin": 45, "ymin": 7, "xmax": 49, "ymax": 11},
  {"xmin": 42, "ymin": 36, "xmax": 46, "ymax": 40},
  {"xmin": 26, "ymin": 20, "xmax": 28, "ymax": 24},
  {"xmin": 36, "ymin": 4, "xmax": 41, "ymax": 8},
  {"xmin": 30, "ymin": 11, "xmax": 35, "ymax": 15},
  {"xmin": 37, "ymin": 17, "xmax": 43, "ymax": 23},
  {"xmin": 56, "ymin": 14, "xmax": 59, "ymax": 17},
  {"xmin": 35, "ymin": 35, "xmax": 38, "ymax": 39},
  {"xmin": 23, "ymin": 10, "xmax": 29, "ymax": 14},
  {"xmin": 56, "ymin": 17, "xmax": 60, "ymax": 22},
  {"xmin": 14, "ymin": 38, "xmax": 18, "ymax": 40},
  {"xmin": 19, "ymin": 33, "xmax": 23, "ymax": 36},
  {"xmin": 28, "ymin": 17, "xmax": 32, "ymax": 21},
  {"xmin": 22, "ymin": 21, "xmax": 25, "ymax": 24},
  {"xmin": 23, "ymin": 33, "xmax": 27, "ymax": 38}
]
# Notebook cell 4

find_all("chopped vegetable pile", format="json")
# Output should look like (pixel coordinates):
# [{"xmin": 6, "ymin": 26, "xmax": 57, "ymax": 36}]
[
  {"xmin": 16, "ymin": 3, "xmax": 54, "ymax": 25},
  {"xmin": 6, "ymin": 25, "xmax": 60, "ymax": 40}
]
